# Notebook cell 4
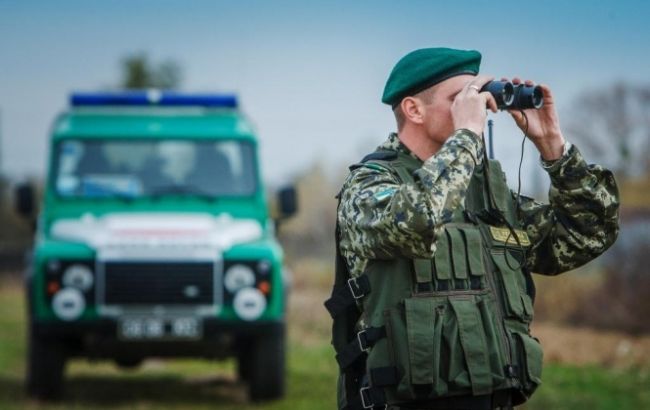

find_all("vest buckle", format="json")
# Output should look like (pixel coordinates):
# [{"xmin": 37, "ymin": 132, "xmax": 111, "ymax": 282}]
[
  {"xmin": 357, "ymin": 329, "xmax": 370, "ymax": 353},
  {"xmin": 347, "ymin": 277, "xmax": 366, "ymax": 300},
  {"xmin": 360, "ymin": 386, "xmax": 387, "ymax": 409}
]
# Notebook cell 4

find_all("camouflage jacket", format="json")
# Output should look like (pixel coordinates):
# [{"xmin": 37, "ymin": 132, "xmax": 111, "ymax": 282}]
[{"xmin": 338, "ymin": 130, "xmax": 620, "ymax": 278}]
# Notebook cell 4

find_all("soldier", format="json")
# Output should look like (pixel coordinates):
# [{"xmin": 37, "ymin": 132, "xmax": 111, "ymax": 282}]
[{"xmin": 325, "ymin": 48, "xmax": 619, "ymax": 409}]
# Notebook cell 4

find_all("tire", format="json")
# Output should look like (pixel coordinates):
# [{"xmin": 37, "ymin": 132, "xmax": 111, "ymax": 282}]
[
  {"xmin": 236, "ymin": 339, "xmax": 253, "ymax": 382},
  {"xmin": 245, "ymin": 325, "xmax": 286, "ymax": 401},
  {"xmin": 26, "ymin": 326, "xmax": 67, "ymax": 400}
]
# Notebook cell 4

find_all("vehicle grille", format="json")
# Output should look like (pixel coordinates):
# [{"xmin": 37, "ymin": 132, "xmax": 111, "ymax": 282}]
[{"xmin": 101, "ymin": 261, "xmax": 215, "ymax": 306}]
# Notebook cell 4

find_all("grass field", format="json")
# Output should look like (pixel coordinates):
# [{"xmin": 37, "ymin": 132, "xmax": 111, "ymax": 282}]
[{"xmin": 1, "ymin": 270, "xmax": 649, "ymax": 410}]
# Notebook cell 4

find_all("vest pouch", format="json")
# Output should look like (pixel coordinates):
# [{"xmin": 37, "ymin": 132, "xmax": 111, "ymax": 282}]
[
  {"xmin": 461, "ymin": 226, "xmax": 487, "ymax": 290},
  {"xmin": 511, "ymin": 331, "xmax": 543, "ymax": 398},
  {"xmin": 490, "ymin": 251, "xmax": 533, "ymax": 322},
  {"xmin": 405, "ymin": 298, "xmax": 438, "ymax": 384},
  {"xmin": 441, "ymin": 225, "xmax": 487, "ymax": 291},
  {"xmin": 386, "ymin": 299, "xmax": 448, "ymax": 400},
  {"xmin": 385, "ymin": 298, "xmax": 448, "ymax": 400},
  {"xmin": 477, "ymin": 298, "xmax": 507, "ymax": 387},
  {"xmin": 433, "ymin": 230, "xmax": 452, "ymax": 291},
  {"xmin": 386, "ymin": 294, "xmax": 506, "ymax": 402},
  {"xmin": 446, "ymin": 297, "xmax": 493, "ymax": 395},
  {"xmin": 447, "ymin": 228, "xmax": 470, "ymax": 290}
]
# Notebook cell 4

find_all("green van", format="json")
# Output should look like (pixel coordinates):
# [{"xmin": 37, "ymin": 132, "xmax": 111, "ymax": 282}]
[{"xmin": 15, "ymin": 91, "xmax": 296, "ymax": 401}]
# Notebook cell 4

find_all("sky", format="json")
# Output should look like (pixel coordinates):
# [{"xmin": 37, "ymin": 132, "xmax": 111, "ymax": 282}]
[{"xmin": 1, "ymin": 0, "xmax": 649, "ymax": 195}]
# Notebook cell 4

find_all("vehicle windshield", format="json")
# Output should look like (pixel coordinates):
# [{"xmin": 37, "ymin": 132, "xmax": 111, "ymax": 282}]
[{"xmin": 54, "ymin": 139, "xmax": 256, "ymax": 198}]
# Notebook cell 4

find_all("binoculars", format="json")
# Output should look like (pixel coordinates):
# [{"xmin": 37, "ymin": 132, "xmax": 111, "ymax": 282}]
[{"xmin": 480, "ymin": 81, "xmax": 544, "ymax": 110}]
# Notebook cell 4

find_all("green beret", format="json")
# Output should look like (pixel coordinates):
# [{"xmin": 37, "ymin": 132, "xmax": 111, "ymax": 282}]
[{"xmin": 382, "ymin": 47, "xmax": 482, "ymax": 106}]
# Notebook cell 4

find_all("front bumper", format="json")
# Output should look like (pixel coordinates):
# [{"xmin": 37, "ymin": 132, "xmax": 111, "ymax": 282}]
[{"xmin": 31, "ymin": 318, "xmax": 285, "ymax": 359}]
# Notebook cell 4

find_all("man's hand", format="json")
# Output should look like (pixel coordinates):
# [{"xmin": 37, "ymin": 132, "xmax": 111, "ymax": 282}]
[
  {"xmin": 451, "ymin": 75, "xmax": 498, "ymax": 137},
  {"xmin": 505, "ymin": 77, "xmax": 566, "ymax": 161}
]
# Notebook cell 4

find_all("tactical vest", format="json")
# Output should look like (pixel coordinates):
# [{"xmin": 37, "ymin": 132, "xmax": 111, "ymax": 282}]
[{"xmin": 326, "ymin": 149, "xmax": 544, "ymax": 409}]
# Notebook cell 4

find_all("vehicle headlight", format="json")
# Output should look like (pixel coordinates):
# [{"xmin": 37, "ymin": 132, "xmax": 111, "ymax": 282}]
[
  {"xmin": 62, "ymin": 264, "xmax": 94, "ymax": 291},
  {"xmin": 52, "ymin": 288, "xmax": 86, "ymax": 321},
  {"xmin": 224, "ymin": 264, "xmax": 255, "ymax": 293},
  {"xmin": 233, "ymin": 288, "xmax": 266, "ymax": 321}
]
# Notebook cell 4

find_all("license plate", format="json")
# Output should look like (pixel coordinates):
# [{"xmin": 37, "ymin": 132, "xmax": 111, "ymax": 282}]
[{"xmin": 118, "ymin": 316, "xmax": 202, "ymax": 340}]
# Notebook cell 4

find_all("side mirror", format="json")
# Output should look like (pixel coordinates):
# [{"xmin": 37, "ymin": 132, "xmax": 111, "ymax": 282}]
[
  {"xmin": 277, "ymin": 186, "xmax": 298, "ymax": 219},
  {"xmin": 14, "ymin": 183, "xmax": 35, "ymax": 219}
]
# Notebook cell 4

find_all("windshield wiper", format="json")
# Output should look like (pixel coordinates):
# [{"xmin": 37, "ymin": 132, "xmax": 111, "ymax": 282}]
[
  {"xmin": 77, "ymin": 191, "xmax": 137, "ymax": 202},
  {"xmin": 149, "ymin": 184, "xmax": 217, "ymax": 201}
]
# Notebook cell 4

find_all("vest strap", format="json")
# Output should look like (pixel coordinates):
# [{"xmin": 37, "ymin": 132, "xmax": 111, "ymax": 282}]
[
  {"xmin": 336, "ymin": 326, "xmax": 387, "ymax": 370},
  {"xmin": 343, "ymin": 386, "xmax": 387, "ymax": 410},
  {"xmin": 368, "ymin": 366, "xmax": 400, "ymax": 387},
  {"xmin": 361, "ymin": 151, "xmax": 398, "ymax": 162},
  {"xmin": 394, "ymin": 165, "xmax": 414, "ymax": 185},
  {"xmin": 341, "ymin": 368, "xmax": 396, "ymax": 410},
  {"xmin": 325, "ymin": 275, "xmax": 371, "ymax": 319},
  {"xmin": 356, "ymin": 367, "xmax": 399, "ymax": 409}
]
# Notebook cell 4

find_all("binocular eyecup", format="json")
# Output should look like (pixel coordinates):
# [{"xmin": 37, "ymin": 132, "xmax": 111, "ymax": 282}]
[{"xmin": 480, "ymin": 81, "xmax": 544, "ymax": 110}]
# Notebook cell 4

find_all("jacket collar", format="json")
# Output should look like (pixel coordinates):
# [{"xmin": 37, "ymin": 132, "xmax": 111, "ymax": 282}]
[{"xmin": 377, "ymin": 133, "xmax": 421, "ymax": 163}]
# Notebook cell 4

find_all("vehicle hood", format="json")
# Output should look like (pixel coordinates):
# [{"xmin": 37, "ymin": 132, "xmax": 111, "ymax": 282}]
[{"xmin": 49, "ymin": 212, "xmax": 263, "ymax": 259}]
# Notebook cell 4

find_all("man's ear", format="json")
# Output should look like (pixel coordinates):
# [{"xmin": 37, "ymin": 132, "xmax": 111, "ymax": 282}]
[{"xmin": 400, "ymin": 97, "xmax": 425, "ymax": 125}]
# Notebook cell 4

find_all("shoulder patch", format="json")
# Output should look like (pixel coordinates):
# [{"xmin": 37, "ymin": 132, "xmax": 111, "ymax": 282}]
[
  {"xmin": 373, "ymin": 188, "xmax": 397, "ymax": 202},
  {"xmin": 348, "ymin": 161, "xmax": 390, "ymax": 172},
  {"xmin": 363, "ymin": 162, "xmax": 388, "ymax": 172}
]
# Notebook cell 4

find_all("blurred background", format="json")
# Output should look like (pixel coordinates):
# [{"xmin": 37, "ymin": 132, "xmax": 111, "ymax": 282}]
[{"xmin": 1, "ymin": 1, "xmax": 649, "ymax": 409}]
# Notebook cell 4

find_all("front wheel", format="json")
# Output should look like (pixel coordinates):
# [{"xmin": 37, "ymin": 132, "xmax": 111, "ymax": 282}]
[
  {"xmin": 242, "ymin": 324, "xmax": 286, "ymax": 401},
  {"xmin": 26, "ymin": 327, "xmax": 67, "ymax": 400}
]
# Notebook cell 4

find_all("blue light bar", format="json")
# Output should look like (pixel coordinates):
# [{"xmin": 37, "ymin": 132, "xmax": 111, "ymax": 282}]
[{"xmin": 70, "ymin": 91, "xmax": 238, "ymax": 108}]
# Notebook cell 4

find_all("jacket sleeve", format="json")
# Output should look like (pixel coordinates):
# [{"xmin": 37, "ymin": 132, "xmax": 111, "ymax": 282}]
[
  {"xmin": 518, "ymin": 144, "xmax": 620, "ymax": 275},
  {"xmin": 338, "ymin": 129, "xmax": 483, "ymax": 261}
]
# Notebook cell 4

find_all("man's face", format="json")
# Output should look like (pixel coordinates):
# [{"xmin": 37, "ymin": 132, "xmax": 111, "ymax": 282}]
[{"xmin": 421, "ymin": 74, "xmax": 475, "ymax": 145}]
